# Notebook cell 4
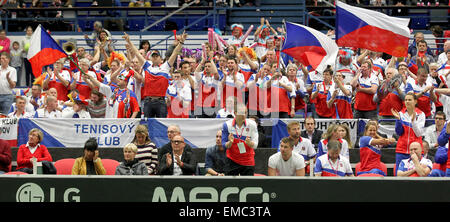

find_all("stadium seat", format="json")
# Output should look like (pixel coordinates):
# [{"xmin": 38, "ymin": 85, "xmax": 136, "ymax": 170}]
[
  {"xmin": 4, "ymin": 171, "xmax": 28, "ymax": 175},
  {"xmin": 254, "ymin": 173, "xmax": 266, "ymax": 176},
  {"xmin": 54, "ymin": 158, "xmax": 76, "ymax": 175},
  {"xmin": 102, "ymin": 159, "xmax": 120, "ymax": 175}
]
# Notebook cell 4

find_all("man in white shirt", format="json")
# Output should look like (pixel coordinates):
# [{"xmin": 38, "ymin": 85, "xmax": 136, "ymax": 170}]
[
  {"xmin": 268, "ymin": 137, "xmax": 306, "ymax": 176},
  {"xmin": 33, "ymin": 95, "xmax": 62, "ymax": 118},
  {"xmin": 397, "ymin": 141, "xmax": 432, "ymax": 177},
  {"xmin": 0, "ymin": 52, "xmax": 17, "ymax": 115}
]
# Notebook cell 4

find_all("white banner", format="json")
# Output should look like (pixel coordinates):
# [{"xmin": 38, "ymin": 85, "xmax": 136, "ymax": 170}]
[{"xmin": 0, "ymin": 118, "xmax": 19, "ymax": 146}]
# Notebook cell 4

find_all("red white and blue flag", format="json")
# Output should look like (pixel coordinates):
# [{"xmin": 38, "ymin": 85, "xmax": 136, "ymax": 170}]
[
  {"xmin": 281, "ymin": 21, "xmax": 338, "ymax": 73},
  {"xmin": 27, "ymin": 25, "xmax": 67, "ymax": 78},
  {"xmin": 336, "ymin": 1, "xmax": 410, "ymax": 57}
]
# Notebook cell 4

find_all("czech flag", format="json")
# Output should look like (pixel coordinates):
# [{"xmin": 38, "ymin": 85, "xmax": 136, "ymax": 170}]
[
  {"xmin": 336, "ymin": 1, "xmax": 410, "ymax": 57},
  {"xmin": 281, "ymin": 21, "xmax": 338, "ymax": 73},
  {"xmin": 27, "ymin": 25, "xmax": 67, "ymax": 78}
]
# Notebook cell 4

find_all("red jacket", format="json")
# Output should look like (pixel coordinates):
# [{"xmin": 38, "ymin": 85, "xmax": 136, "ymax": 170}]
[
  {"xmin": 0, "ymin": 139, "xmax": 11, "ymax": 172},
  {"xmin": 16, "ymin": 144, "xmax": 52, "ymax": 170}
]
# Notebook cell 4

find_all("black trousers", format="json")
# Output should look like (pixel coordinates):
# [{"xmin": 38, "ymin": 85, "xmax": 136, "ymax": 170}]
[
  {"xmin": 225, "ymin": 158, "xmax": 255, "ymax": 176},
  {"xmin": 143, "ymin": 97, "xmax": 167, "ymax": 118}
]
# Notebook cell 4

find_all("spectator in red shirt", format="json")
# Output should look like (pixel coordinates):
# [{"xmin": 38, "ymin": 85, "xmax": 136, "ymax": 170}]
[
  {"xmin": 0, "ymin": 139, "xmax": 12, "ymax": 174},
  {"xmin": 16, "ymin": 128, "xmax": 52, "ymax": 174},
  {"xmin": 0, "ymin": 30, "xmax": 11, "ymax": 54}
]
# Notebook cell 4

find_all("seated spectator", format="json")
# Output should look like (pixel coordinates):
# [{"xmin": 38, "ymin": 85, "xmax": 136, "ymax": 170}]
[
  {"xmin": 285, "ymin": 121, "xmax": 316, "ymax": 172},
  {"xmin": 158, "ymin": 135, "xmax": 197, "ymax": 175},
  {"xmin": 357, "ymin": 122, "xmax": 395, "ymax": 176},
  {"xmin": 16, "ymin": 128, "xmax": 52, "ymax": 174},
  {"xmin": 0, "ymin": 139, "xmax": 12, "ymax": 174},
  {"xmin": 115, "ymin": 143, "xmax": 148, "ymax": 175},
  {"xmin": 33, "ymin": 95, "xmax": 62, "ymax": 118},
  {"xmin": 61, "ymin": 95, "xmax": 91, "ymax": 118},
  {"xmin": 397, "ymin": 142, "xmax": 432, "ymax": 177},
  {"xmin": 300, "ymin": 116, "xmax": 323, "ymax": 148},
  {"xmin": 268, "ymin": 137, "xmax": 305, "ymax": 176},
  {"xmin": 318, "ymin": 124, "xmax": 350, "ymax": 160},
  {"xmin": 424, "ymin": 111, "xmax": 446, "ymax": 148},
  {"xmin": 429, "ymin": 145, "xmax": 448, "ymax": 177},
  {"xmin": 8, "ymin": 96, "xmax": 33, "ymax": 118},
  {"xmin": 72, "ymin": 138, "xmax": 106, "ymax": 175},
  {"xmin": 132, "ymin": 124, "xmax": 158, "ymax": 175},
  {"xmin": 422, "ymin": 140, "xmax": 434, "ymax": 162},
  {"xmin": 437, "ymin": 118, "xmax": 450, "ymax": 176},
  {"xmin": 205, "ymin": 130, "xmax": 227, "ymax": 176},
  {"xmin": 314, "ymin": 139, "xmax": 353, "ymax": 177},
  {"xmin": 410, "ymin": 40, "xmax": 435, "ymax": 73},
  {"xmin": 408, "ymin": 32, "xmax": 433, "ymax": 59},
  {"xmin": 158, "ymin": 125, "xmax": 193, "ymax": 163}
]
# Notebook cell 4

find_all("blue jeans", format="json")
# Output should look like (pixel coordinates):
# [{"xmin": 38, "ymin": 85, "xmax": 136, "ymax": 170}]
[{"xmin": 0, "ymin": 94, "xmax": 14, "ymax": 115}]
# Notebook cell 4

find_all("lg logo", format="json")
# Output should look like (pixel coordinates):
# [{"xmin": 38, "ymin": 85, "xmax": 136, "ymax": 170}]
[{"xmin": 16, "ymin": 183, "xmax": 81, "ymax": 202}]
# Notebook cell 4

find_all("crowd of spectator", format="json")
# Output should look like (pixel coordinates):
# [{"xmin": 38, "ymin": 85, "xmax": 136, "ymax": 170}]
[{"xmin": 0, "ymin": 4, "xmax": 448, "ymax": 178}]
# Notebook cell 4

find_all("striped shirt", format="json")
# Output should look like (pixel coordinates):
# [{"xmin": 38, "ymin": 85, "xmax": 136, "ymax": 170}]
[
  {"xmin": 87, "ymin": 99, "xmax": 106, "ymax": 118},
  {"xmin": 135, "ymin": 142, "xmax": 159, "ymax": 175}
]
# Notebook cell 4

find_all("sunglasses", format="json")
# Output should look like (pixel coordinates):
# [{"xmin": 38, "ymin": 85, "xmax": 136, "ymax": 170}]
[{"xmin": 171, "ymin": 140, "xmax": 184, "ymax": 144}]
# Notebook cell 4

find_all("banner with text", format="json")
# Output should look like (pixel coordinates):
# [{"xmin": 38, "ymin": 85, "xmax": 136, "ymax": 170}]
[
  {"xmin": 18, "ymin": 118, "xmax": 140, "ymax": 148},
  {"xmin": 0, "ymin": 118, "xmax": 19, "ymax": 147}
]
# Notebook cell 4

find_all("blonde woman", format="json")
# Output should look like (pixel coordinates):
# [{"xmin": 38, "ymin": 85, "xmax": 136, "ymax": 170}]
[
  {"xmin": 115, "ymin": 143, "xmax": 148, "ymax": 175},
  {"xmin": 132, "ymin": 124, "xmax": 158, "ymax": 175},
  {"xmin": 317, "ymin": 124, "xmax": 350, "ymax": 160},
  {"xmin": 16, "ymin": 128, "xmax": 52, "ymax": 174}
]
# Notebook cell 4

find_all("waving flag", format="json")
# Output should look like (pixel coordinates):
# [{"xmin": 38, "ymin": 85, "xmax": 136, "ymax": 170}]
[
  {"xmin": 281, "ymin": 21, "xmax": 338, "ymax": 73},
  {"xmin": 27, "ymin": 25, "xmax": 67, "ymax": 78},
  {"xmin": 336, "ymin": 1, "xmax": 410, "ymax": 57}
]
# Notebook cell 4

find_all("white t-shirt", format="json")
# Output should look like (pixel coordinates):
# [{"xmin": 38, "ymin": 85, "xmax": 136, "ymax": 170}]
[
  {"xmin": 268, "ymin": 152, "xmax": 305, "ymax": 176},
  {"xmin": 0, "ymin": 66, "xmax": 17, "ymax": 94}
]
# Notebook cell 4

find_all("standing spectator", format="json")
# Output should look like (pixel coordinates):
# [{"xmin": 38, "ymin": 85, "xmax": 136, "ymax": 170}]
[
  {"xmin": 123, "ymin": 32, "xmax": 185, "ymax": 118},
  {"xmin": 33, "ymin": 95, "xmax": 62, "ymax": 118},
  {"xmin": 205, "ymin": 130, "xmax": 227, "ymax": 176},
  {"xmin": 424, "ymin": 111, "xmax": 446, "ymax": 148},
  {"xmin": 263, "ymin": 68, "xmax": 296, "ymax": 118},
  {"xmin": 311, "ymin": 67, "xmax": 335, "ymax": 118},
  {"xmin": 132, "ymin": 124, "xmax": 158, "ymax": 175},
  {"xmin": 254, "ymin": 18, "xmax": 276, "ymax": 59},
  {"xmin": 194, "ymin": 56, "xmax": 221, "ymax": 118},
  {"xmin": 286, "ymin": 63, "xmax": 307, "ymax": 118},
  {"xmin": 405, "ymin": 68, "xmax": 437, "ymax": 119},
  {"xmin": 410, "ymin": 40, "xmax": 435, "ymax": 73},
  {"xmin": 376, "ymin": 68, "xmax": 405, "ymax": 120},
  {"xmin": 84, "ymin": 65, "xmax": 140, "ymax": 118},
  {"xmin": 327, "ymin": 71, "xmax": 353, "ymax": 119},
  {"xmin": 392, "ymin": 92, "xmax": 426, "ymax": 174},
  {"xmin": 86, "ymin": 90, "xmax": 106, "ymax": 118},
  {"xmin": 70, "ymin": 58, "xmax": 100, "ymax": 100},
  {"xmin": 0, "ymin": 30, "xmax": 10, "ymax": 54},
  {"xmin": 166, "ymin": 71, "xmax": 191, "ymax": 118},
  {"xmin": 221, "ymin": 56, "xmax": 245, "ymax": 109},
  {"xmin": 358, "ymin": 122, "xmax": 395, "ymax": 176},
  {"xmin": 268, "ymin": 137, "xmax": 306, "ymax": 176},
  {"xmin": 350, "ymin": 60, "xmax": 379, "ymax": 120},
  {"xmin": 0, "ymin": 52, "xmax": 17, "ymax": 115},
  {"xmin": 43, "ymin": 58, "xmax": 72, "ymax": 102},
  {"xmin": 10, "ymin": 41, "xmax": 22, "ymax": 87},
  {"xmin": 16, "ymin": 128, "xmax": 52, "ymax": 174},
  {"xmin": 437, "ymin": 41, "xmax": 449, "ymax": 66},
  {"xmin": 72, "ymin": 138, "xmax": 106, "ymax": 175},
  {"xmin": 0, "ymin": 139, "xmax": 12, "ymax": 174},
  {"xmin": 61, "ymin": 96, "xmax": 91, "ymax": 118},
  {"xmin": 221, "ymin": 103, "xmax": 259, "ymax": 175},
  {"xmin": 300, "ymin": 116, "xmax": 323, "ymax": 147},
  {"xmin": 314, "ymin": 139, "xmax": 354, "ymax": 177},
  {"xmin": 226, "ymin": 24, "xmax": 250, "ymax": 49},
  {"xmin": 408, "ymin": 32, "xmax": 433, "ymax": 59},
  {"xmin": 22, "ymin": 26, "xmax": 34, "ymax": 87},
  {"xmin": 397, "ymin": 142, "xmax": 432, "ymax": 177},
  {"xmin": 115, "ymin": 143, "xmax": 148, "ymax": 175},
  {"xmin": 158, "ymin": 135, "xmax": 197, "ymax": 175},
  {"xmin": 84, "ymin": 21, "xmax": 111, "ymax": 49}
]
